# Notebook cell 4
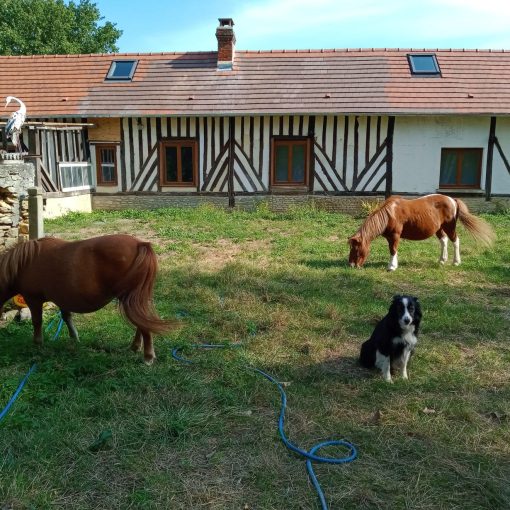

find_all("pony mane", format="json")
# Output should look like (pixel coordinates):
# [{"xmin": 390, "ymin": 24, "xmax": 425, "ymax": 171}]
[
  {"xmin": 357, "ymin": 200, "xmax": 394, "ymax": 242},
  {"xmin": 0, "ymin": 239, "xmax": 41, "ymax": 289}
]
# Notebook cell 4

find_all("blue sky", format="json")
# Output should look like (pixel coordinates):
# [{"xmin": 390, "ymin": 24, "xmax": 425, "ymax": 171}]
[{"xmin": 95, "ymin": 0, "xmax": 510, "ymax": 53}]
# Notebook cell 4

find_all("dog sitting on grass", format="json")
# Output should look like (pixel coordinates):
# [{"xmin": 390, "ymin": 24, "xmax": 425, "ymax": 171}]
[{"xmin": 359, "ymin": 295, "xmax": 422, "ymax": 383}]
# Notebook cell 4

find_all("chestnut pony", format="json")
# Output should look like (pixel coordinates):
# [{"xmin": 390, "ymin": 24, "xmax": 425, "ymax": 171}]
[
  {"xmin": 0, "ymin": 234, "xmax": 173, "ymax": 364},
  {"xmin": 348, "ymin": 194, "xmax": 495, "ymax": 271}
]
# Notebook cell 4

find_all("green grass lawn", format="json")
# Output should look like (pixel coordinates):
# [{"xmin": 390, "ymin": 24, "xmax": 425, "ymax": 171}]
[{"xmin": 0, "ymin": 204, "xmax": 509, "ymax": 509}]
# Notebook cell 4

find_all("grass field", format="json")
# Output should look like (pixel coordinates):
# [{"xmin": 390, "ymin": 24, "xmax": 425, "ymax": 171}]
[{"xmin": 0, "ymin": 204, "xmax": 509, "ymax": 509}]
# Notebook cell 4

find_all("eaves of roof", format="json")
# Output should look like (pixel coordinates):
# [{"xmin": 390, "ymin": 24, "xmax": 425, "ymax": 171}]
[{"xmin": 1, "ymin": 48, "xmax": 510, "ymax": 118}]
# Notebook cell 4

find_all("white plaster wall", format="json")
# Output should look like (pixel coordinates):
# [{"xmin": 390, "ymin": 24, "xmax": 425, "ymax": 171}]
[
  {"xmin": 392, "ymin": 115, "xmax": 510, "ymax": 195},
  {"xmin": 44, "ymin": 193, "xmax": 92, "ymax": 219}
]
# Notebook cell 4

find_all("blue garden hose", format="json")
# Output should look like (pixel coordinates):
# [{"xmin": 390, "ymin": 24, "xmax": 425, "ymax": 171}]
[
  {"xmin": 0, "ymin": 363, "xmax": 37, "ymax": 423},
  {"xmin": 171, "ymin": 344, "xmax": 357, "ymax": 509},
  {"xmin": 45, "ymin": 312, "xmax": 64, "ymax": 341}
]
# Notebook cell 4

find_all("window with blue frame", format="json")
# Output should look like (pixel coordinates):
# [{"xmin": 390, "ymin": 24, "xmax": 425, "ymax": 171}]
[{"xmin": 106, "ymin": 60, "xmax": 138, "ymax": 81}]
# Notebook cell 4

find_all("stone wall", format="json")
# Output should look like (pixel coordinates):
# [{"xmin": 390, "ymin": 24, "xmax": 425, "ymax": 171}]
[
  {"xmin": 0, "ymin": 160, "xmax": 35, "ymax": 252},
  {"xmin": 92, "ymin": 193, "xmax": 387, "ymax": 215},
  {"xmin": 92, "ymin": 192, "xmax": 510, "ymax": 216}
]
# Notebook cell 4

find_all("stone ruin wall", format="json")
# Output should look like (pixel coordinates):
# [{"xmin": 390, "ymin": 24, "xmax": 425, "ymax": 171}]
[{"xmin": 0, "ymin": 159, "xmax": 35, "ymax": 252}]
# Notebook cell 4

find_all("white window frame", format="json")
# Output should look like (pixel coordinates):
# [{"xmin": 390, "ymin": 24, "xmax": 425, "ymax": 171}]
[{"xmin": 58, "ymin": 162, "xmax": 95, "ymax": 192}]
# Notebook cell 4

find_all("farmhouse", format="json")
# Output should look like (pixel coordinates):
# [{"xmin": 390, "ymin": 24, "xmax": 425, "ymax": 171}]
[{"xmin": 1, "ymin": 18, "xmax": 510, "ymax": 215}]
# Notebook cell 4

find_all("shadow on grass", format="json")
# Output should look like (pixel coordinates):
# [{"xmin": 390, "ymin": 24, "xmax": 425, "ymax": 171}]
[{"xmin": 301, "ymin": 259, "xmax": 346, "ymax": 270}]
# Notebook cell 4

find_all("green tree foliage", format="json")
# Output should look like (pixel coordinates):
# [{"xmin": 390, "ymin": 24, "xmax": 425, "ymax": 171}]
[{"xmin": 0, "ymin": 0, "xmax": 122, "ymax": 55}]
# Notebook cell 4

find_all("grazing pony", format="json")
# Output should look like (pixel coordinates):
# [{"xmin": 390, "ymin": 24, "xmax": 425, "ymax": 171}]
[
  {"xmin": 348, "ymin": 194, "xmax": 495, "ymax": 270},
  {"xmin": 0, "ymin": 234, "xmax": 174, "ymax": 364}
]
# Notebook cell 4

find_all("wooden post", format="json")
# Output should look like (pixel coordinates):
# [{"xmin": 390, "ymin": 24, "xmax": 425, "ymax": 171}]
[
  {"xmin": 228, "ymin": 117, "xmax": 235, "ymax": 208},
  {"xmin": 485, "ymin": 116, "xmax": 496, "ymax": 201},
  {"xmin": 28, "ymin": 187, "xmax": 44, "ymax": 239},
  {"xmin": 385, "ymin": 116, "xmax": 395, "ymax": 198}
]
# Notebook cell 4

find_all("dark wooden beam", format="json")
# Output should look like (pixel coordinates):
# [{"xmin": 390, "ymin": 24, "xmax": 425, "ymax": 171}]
[
  {"xmin": 385, "ymin": 116, "xmax": 395, "ymax": 198},
  {"xmin": 228, "ymin": 117, "xmax": 235, "ymax": 208},
  {"xmin": 485, "ymin": 116, "xmax": 496, "ymax": 201}
]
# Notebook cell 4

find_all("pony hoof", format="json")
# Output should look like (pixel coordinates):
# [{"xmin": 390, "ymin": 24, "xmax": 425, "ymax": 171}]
[
  {"xmin": 144, "ymin": 356, "xmax": 156, "ymax": 366},
  {"xmin": 387, "ymin": 267, "xmax": 397, "ymax": 272},
  {"xmin": 453, "ymin": 261, "xmax": 461, "ymax": 266},
  {"xmin": 130, "ymin": 343, "xmax": 142, "ymax": 353}
]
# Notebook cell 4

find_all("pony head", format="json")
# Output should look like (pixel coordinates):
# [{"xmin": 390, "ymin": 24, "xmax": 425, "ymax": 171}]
[{"xmin": 348, "ymin": 234, "xmax": 368, "ymax": 268}]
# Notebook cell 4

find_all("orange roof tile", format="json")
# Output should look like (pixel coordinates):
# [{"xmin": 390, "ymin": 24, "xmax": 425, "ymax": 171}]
[{"xmin": 1, "ymin": 49, "xmax": 510, "ymax": 118}]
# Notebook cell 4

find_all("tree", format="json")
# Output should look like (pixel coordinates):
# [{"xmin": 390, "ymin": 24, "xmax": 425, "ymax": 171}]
[{"xmin": 0, "ymin": 0, "xmax": 122, "ymax": 55}]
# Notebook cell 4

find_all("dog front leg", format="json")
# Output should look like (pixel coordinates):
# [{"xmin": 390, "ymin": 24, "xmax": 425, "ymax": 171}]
[
  {"xmin": 376, "ymin": 352, "xmax": 392, "ymax": 383},
  {"xmin": 401, "ymin": 349, "xmax": 412, "ymax": 380}
]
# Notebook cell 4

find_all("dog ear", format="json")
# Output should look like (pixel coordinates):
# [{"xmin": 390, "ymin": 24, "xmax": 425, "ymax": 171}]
[
  {"xmin": 348, "ymin": 235, "xmax": 361, "ymax": 246},
  {"xmin": 407, "ymin": 297, "xmax": 422, "ymax": 330},
  {"xmin": 392, "ymin": 294, "xmax": 402, "ymax": 302}
]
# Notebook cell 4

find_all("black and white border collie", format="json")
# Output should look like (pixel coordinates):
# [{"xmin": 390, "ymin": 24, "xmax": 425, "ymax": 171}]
[{"xmin": 359, "ymin": 295, "xmax": 422, "ymax": 383}]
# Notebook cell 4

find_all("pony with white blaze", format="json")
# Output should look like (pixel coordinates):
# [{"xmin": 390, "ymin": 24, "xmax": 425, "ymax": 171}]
[{"xmin": 348, "ymin": 194, "xmax": 495, "ymax": 271}]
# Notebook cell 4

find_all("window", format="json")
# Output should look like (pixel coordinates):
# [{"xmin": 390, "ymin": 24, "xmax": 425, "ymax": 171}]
[
  {"xmin": 95, "ymin": 145, "xmax": 118, "ymax": 186},
  {"xmin": 106, "ymin": 60, "xmax": 138, "ymax": 81},
  {"xmin": 408, "ymin": 54, "xmax": 441, "ymax": 76},
  {"xmin": 59, "ymin": 163, "xmax": 94, "ymax": 192},
  {"xmin": 159, "ymin": 140, "xmax": 198, "ymax": 186},
  {"xmin": 439, "ymin": 148, "xmax": 482, "ymax": 188},
  {"xmin": 271, "ymin": 138, "xmax": 310, "ymax": 187}
]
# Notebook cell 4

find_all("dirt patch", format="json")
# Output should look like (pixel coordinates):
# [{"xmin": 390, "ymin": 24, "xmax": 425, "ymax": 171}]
[{"xmin": 196, "ymin": 239, "xmax": 271, "ymax": 272}]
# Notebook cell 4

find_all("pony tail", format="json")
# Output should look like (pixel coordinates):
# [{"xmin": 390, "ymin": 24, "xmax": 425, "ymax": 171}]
[
  {"xmin": 117, "ymin": 242, "xmax": 175, "ymax": 335},
  {"xmin": 456, "ymin": 199, "xmax": 496, "ymax": 247}
]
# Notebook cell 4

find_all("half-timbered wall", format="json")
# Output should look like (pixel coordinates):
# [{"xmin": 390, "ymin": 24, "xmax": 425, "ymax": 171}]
[
  {"xmin": 23, "ymin": 118, "xmax": 88, "ymax": 192},
  {"xmin": 117, "ymin": 114, "xmax": 394, "ymax": 195}
]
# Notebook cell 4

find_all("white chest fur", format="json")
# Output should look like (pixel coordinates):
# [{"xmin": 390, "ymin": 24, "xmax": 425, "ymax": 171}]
[{"xmin": 392, "ymin": 325, "xmax": 417, "ymax": 349}]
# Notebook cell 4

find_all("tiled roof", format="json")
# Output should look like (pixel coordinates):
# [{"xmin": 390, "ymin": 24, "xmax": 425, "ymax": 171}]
[{"xmin": 1, "ymin": 48, "xmax": 510, "ymax": 118}]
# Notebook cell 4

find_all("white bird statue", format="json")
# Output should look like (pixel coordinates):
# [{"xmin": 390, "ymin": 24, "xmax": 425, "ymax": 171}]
[{"xmin": 4, "ymin": 96, "xmax": 27, "ymax": 153}]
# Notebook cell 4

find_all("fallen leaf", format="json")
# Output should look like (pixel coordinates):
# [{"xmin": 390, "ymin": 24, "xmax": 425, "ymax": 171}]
[
  {"xmin": 368, "ymin": 409, "xmax": 383, "ymax": 424},
  {"xmin": 422, "ymin": 407, "xmax": 436, "ymax": 415}
]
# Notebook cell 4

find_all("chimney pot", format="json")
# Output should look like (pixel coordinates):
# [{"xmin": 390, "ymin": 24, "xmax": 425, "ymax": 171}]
[{"xmin": 218, "ymin": 18, "xmax": 234, "ymax": 28}]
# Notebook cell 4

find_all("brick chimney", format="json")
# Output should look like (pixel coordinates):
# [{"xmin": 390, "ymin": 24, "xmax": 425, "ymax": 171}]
[{"xmin": 216, "ymin": 18, "xmax": 235, "ymax": 70}]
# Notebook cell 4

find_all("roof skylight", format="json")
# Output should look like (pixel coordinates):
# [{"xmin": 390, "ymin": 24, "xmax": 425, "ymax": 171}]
[
  {"xmin": 407, "ymin": 54, "xmax": 441, "ymax": 76},
  {"xmin": 106, "ymin": 60, "xmax": 138, "ymax": 81}
]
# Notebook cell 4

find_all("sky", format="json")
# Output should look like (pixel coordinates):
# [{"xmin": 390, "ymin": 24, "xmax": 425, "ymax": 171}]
[{"xmin": 94, "ymin": 0, "xmax": 510, "ymax": 54}]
